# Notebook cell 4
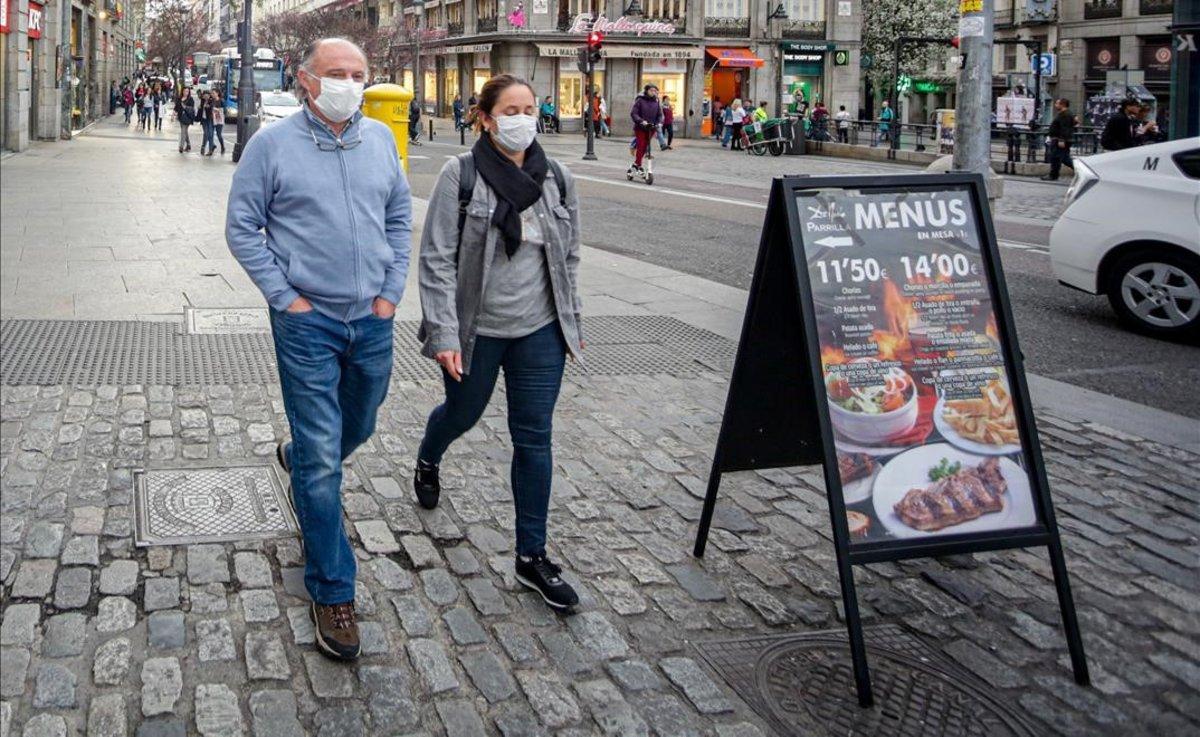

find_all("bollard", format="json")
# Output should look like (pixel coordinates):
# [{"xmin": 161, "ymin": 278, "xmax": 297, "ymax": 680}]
[
  {"xmin": 429, "ymin": 119, "xmax": 434, "ymax": 141},
  {"xmin": 362, "ymin": 84, "xmax": 414, "ymax": 172},
  {"xmin": 460, "ymin": 122, "xmax": 465, "ymax": 146}
]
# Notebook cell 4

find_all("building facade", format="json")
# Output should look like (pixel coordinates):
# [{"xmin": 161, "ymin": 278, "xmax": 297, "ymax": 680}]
[
  {"xmin": 1056, "ymin": 0, "xmax": 1175, "ymax": 127},
  {"xmin": 384, "ymin": 0, "xmax": 862, "ymax": 138},
  {"xmin": 2, "ymin": 0, "xmax": 141, "ymax": 151}
]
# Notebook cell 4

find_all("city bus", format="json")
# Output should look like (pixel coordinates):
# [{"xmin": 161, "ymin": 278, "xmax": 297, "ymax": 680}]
[{"xmin": 208, "ymin": 47, "xmax": 286, "ymax": 119}]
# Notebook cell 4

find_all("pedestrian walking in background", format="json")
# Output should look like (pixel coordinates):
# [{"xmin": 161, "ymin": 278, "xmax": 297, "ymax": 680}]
[
  {"xmin": 598, "ymin": 94, "xmax": 610, "ymax": 136},
  {"xmin": 1100, "ymin": 99, "xmax": 1141, "ymax": 151},
  {"xmin": 876, "ymin": 99, "xmax": 895, "ymax": 146},
  {"xmin": 109, "ymin": 81, "xmax": 119, "ymax": 115},
  {"xmin": 122, "ymin": 86, "xmax": 134, "ymax": 124},
  {"xmin": 409, "ymin": 97, "xmax": 421, "ymax": 142},
  {"xmin": 659, "ymin": 95, "xmax": 675, "ymax": 150},
  {"xmin": 835, "ymin": 104, "xmax": 852, "ymax": 143},
  {"xmin": 414, "ymin": 73, "xmax": 583, "ymax": 612},
  {"xmin": 1041, "ymin": 98, "xmax": 1075, "ymax": 181},
  {"xmin": 453, "ymin": 94, "xmax": 465, "ymax": 131},
  {"xmin": 723, "ymin": 98, "xmax": 744, "ymax": 150},
  {"xmin": 629, "ymin": 84, "xmax": 663, "ymax": 173},
  {"xmin": 226, "ymin": 38, "xmax": 412, "ymax": 661},
  {"xmin": 210, "ymin": 93, "xmax": 226, "ymax": 155},
  {"xmin": 712, "ymin": 96, "xmax": 724, "ymax": 139},
  {"xmin": 810, "ymin": 101, "xmax": 830, "ymax": 141},
  {"xmin": 591, "ymin": 92, "xmax": 609, "ymax": 137},
  {"xmin": 198, "ymin": 91, "xmax": 215, "ymax": 155},
  {"xmin": 153, "ymin": 84, "xmax": 165, "ymax": 130},
  {"xmin": 175, "ymin": 87, "xmax": 196, "ymax": 153}
]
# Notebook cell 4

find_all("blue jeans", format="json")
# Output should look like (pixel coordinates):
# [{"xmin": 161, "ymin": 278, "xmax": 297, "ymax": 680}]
[
  {"xmin": 201, "ymin": 120, "xmax": 214, "ymax": 152},
  {"xmin": 419, "ymin": 322, "xmax": 566, "ymax": 557},
  {"xmin": 271, "ymin": 307, "xmax": 395, "ymax": 604}
]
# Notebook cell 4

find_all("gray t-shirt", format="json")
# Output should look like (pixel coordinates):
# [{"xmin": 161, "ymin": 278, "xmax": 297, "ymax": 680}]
[{"xmin": 475, "ymin": 207, "xmax": 558, "ymax": 338}]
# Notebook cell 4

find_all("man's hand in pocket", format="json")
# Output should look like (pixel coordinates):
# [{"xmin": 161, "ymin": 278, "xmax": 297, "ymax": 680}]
[{"xmin": 372, "ymin": 297, "xmax": 396, "ymax": 318}]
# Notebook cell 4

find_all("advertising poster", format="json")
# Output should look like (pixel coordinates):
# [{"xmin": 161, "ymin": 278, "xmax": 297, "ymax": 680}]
[
  {"xmin": 995, "ymin": 96, "xmax": 1034, "ymax": 127},
  {"xmin": 797, "ymin": 188, "xmax": 1039, "ymax": 545}
]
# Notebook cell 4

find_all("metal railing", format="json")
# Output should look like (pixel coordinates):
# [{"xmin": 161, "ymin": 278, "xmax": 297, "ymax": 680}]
[
  {"xmin": 704, "ymin": 16, "xmax": 750, "ymax": 37},
  {"xmin": 805, "ymin": 121, "xmax": 1102, "ymax": 165},
  {"xmin": 1139, "ymin": 0, "xmax": 1173, "ymax": 14},
  {"xmin": 447, "ymin": 21, "xmax": 464, "ymax": 36},
  {"xmin": 477, "ymin": 16, "xmax": 498, "ymax": 32},
  {"xmin": 781, "ymin": 19, "xmax": 825, "ymax": 39},
  {"xmin": 1084, "ymin": 0, "xmax": 1122, "ymax": 19}
]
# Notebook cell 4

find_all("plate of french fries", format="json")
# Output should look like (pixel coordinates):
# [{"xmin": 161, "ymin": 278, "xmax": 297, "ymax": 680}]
[{"xmin": 934, "ymin": 372, "xmax": 1023, "ymax": 456}]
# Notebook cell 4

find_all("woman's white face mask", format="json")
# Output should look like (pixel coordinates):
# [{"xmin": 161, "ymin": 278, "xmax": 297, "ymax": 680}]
[{"xmin": 492, "ymin": 113, "xmax": 538, "ymax": 152}]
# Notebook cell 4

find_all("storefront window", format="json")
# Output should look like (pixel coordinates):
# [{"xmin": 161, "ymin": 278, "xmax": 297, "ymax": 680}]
[
  {"xmin": 472, "ymin": 69, "xmax": 490, "ymax": 98},
  {"xmin": 444, "ymin": 67, "xmax": 460, "ymax": 105},
  {"xmin": 558, "ymin": 65, "xmax": 606, "ymax": 119},
  {"xmin": 641, "ymin": 60, "xmax": 687, "ymax": 119},
  {"xmin": 424, "ymin": 69, "xmax": 437, "ymax": 109}
]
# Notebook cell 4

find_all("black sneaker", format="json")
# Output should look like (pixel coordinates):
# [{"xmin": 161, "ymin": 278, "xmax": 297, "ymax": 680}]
[
  {"xmin": 515, "ymin": 554, "xmax": 579, "ymax": 611},
  {"xmin": 276, "ymin": 441, "xmax": 292, "ymax": 474},
  {"xmin": 413, "ymin": 459, "xmax": 441, "ymax": 510}
]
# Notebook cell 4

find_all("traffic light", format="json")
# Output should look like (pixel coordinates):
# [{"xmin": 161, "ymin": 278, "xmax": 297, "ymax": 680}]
[
  {"xmin": 577, "ymin": 47, "xmax": 589, "ymax": 74},
  {"xmin": 587, "ymin": 31, "xmax": 604, "ymax": 65}
]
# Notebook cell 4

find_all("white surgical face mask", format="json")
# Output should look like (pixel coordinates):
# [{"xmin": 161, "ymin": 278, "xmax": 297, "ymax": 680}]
[
  {"xmin": 493, "ymin": 113, "xmax": 538, "ymax": 152},
  {"xmin": 311, "ymin": 75, "xmax": 364, "ymax": 122}
]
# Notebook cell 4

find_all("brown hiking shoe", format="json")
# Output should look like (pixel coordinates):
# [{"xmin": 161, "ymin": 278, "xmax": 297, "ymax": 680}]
[{"xmin": 309, "ymin": 601, "xmax": 360, "ymax": 661}]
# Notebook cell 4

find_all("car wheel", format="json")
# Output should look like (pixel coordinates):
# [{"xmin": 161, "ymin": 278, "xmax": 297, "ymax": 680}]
[{"xmin": 1105, "ymin": 250, "xmax": 1200, "ymax": 341}]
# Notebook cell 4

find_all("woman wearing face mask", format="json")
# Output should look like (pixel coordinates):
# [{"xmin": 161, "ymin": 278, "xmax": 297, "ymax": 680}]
[{"xmin": 414, "ymin": 73, "xmax": 584, "ymax": 612}]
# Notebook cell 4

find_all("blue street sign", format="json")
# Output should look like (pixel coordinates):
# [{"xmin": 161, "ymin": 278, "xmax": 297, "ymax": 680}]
[{"xmin": 1034, "ymin": 53, "xmax": 1056, "ymax": 76}]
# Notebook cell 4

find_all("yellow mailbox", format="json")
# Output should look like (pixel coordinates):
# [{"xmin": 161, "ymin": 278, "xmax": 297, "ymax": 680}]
[{"xmin": 362, "ymin": 84, "xmax": 414, "ymax": 172}]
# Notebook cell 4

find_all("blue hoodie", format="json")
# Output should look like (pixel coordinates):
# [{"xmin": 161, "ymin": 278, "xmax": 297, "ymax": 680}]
[{"xmin": 226, "ymin": 105, "xmax": 412, "ymax": 321}]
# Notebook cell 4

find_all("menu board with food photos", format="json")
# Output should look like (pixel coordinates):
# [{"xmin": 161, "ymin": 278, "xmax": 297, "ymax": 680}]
[
  {"xmin": 798, "ymin": 186, "xmax": 1041, "ymax": 547},
  {"xmin": 692, "ymin": 174, "xmax": 1087, "ymax": 707}
]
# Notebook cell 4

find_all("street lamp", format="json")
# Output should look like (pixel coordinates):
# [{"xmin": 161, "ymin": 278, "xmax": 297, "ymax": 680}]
[
  {"xmin": 767, "ymin": 3, "xmax": 787, "ymax": 20},
  {"xmin": 624, "ymin": 1, "xmax": 642, "ymax": 17},
  {"xmin": 231, "ymin": 0, "xmax": 258, "ymax": 163},
  {"xmin": 768, "ymin": 3, "xmax": 787, "ymax": 116}
]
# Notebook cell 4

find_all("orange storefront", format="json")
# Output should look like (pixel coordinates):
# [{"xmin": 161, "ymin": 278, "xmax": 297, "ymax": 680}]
[{"xmin": 703, "ymin": 47, "xmax": 763, "ymax": 135}]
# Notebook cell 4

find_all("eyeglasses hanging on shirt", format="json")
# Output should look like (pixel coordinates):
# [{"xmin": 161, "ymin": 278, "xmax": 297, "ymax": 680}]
[{"xmin": 304, "ymin": 115, "xmax": 363, "ymax": 152}]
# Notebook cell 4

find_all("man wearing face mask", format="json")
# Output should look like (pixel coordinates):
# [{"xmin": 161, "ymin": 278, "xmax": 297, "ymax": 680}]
[{"xmin": 225, "ymin": 37, "xmax": 412, "ymax": 662}]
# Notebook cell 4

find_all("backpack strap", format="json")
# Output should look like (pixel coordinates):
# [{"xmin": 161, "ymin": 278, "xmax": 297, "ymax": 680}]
[
  {"xmin": 456, "ymin": 152, "xmax": 476, "ymax": 248},
  {"xmin": 547, "ymin": 158, "xmax": 568, "ymax": 209}
]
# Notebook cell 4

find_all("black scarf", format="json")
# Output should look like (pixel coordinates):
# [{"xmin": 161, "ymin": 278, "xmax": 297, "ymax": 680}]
[{"xmin": 472, "ymin": 133, "xmax": 549, "ymax": 257}]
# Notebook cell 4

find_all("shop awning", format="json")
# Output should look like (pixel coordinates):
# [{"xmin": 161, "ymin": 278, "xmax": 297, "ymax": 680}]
[
  {"xmin": 706, "ymin": 47, "xmax": 764, "ymax": 68},
  {"xmin": 536, "ymin": 43, "xmax": 703, "ymax": 60}
]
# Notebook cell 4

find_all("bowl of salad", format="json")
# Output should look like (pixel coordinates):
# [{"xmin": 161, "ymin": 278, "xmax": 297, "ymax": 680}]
[{"xmin": 825, "ymin": 361, "xmax": 918, "ymax": 444}]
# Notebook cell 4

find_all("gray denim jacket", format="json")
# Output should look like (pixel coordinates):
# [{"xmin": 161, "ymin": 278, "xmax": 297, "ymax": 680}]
[{"xmin": 418, "ymin": 155, "xmax": 583, "ymax": 374}]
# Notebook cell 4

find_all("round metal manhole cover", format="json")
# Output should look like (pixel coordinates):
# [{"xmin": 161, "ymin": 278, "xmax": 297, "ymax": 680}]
[{"xmin": 756, "ymin": 639, "xmax": 1038, "ymax": 737}]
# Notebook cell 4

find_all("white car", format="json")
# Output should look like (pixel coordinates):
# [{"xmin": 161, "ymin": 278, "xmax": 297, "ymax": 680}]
[
  {"xmin": 259, "ymin": 91, "xmax": 301, "ymax": 124},
  {"xmin": 1050, "ymin": 138, "xmax": 1200, "ymax": 340}
]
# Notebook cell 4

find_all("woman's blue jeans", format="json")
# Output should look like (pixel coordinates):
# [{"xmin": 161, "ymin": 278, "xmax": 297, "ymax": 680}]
[
  {"xmin": 201, "ymin": 120, "xmax": 214, "ymax": 151},
  {"xmin": 271, "ymin": 307, "xmax": 394, "ymax": 604},
  {"xmin": 419, "ymin": 322, "xmax": 566, "ymax": 557}
]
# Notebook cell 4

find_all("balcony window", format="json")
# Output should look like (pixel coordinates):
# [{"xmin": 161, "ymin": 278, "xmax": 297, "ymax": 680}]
[
  {"xmin": 1139, "ymin": 0, "xmax": 1172, "ymax": 14},
  {"xmin": 478, "ymin": 0, "xmax": 498, "ymax": 31},
  {"xmin": 1083, "ymin": 0, "xmax": 1122, "ymax": 19},
  {"xmin": 706, "ymin": 0, "xmax": 749, "ymax": 36},
  {"xmin": 781, "ymin": 0, "xmax": 825, "ymax": 39},
  {"xmin": 640, "ymin": 0, "xmax": 687, "ymax": 20}
]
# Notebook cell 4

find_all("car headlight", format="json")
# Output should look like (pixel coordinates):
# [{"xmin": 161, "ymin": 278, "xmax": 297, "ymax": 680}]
[{"xmin": 1064, "ymin": 159, "xmax": 1098, "ymax": 207}]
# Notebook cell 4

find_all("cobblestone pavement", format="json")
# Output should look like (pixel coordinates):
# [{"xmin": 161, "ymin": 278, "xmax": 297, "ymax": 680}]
[{"xmin": 1, "ymin": 369, "xmax": 1197, "ymax": 736}]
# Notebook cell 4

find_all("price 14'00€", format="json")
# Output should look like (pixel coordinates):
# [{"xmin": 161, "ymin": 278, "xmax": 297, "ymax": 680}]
[{"xmin": 900, "ymin": 253, "xmax": 978, "ymax": 280}]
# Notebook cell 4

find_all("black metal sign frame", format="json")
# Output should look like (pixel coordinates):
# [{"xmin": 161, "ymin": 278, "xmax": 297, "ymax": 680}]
[{"xmin": 693, "ymin": 173, "xmax": 1089, "ymax": 706}]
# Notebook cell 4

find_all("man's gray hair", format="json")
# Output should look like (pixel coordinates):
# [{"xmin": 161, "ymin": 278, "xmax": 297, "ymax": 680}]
[{"xmin": 295, "ymin": 38, "xmax": 368, "ymax": 101}]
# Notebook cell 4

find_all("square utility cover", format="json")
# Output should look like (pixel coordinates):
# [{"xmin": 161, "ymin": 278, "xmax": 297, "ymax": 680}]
[{"xmin": 134, "ymin": 465, "xmax": 298, "ymax": 547}]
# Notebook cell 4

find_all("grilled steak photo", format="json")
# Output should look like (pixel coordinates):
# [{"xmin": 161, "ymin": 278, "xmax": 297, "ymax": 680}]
[
  {"xmin": 894, "ymin": 457, "xmax": 1008, "ymax": 532},
  {"xmin": 837, "ymin": 452, "xmax": 877, "ymax": 483}
]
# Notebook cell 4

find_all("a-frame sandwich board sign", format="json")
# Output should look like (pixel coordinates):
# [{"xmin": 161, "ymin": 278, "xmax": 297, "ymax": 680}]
[{"xmin": 693, "ymin": 173, "xmax": 1089, "ymax": 707}]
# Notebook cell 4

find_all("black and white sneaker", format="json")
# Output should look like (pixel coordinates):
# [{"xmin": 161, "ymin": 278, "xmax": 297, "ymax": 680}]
[
  {"xmin": 515, "ymin": 554, "xmax": 579, "ymax": 611},
  {"xmin": 413, "ymin": 459, "xmax": 441, "ymax": 510},
  {"xmin": 275, "ymin": 441, "xmax": 292, "ymax": 474}
]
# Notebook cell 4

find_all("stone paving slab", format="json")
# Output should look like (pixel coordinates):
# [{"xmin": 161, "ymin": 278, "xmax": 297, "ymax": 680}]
[{"xmin": 0, "ymin": 373, "xmax": 1197, "ymax": 736}]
